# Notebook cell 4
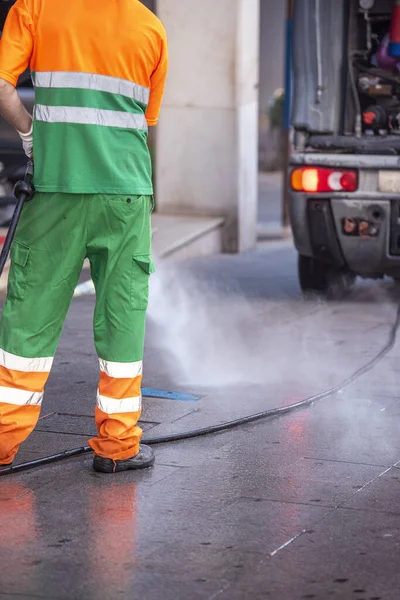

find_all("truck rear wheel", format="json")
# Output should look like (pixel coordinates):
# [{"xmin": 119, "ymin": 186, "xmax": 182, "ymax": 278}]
[{"xmin": 298, "ymin": 254, "xmax": 354, "ymax": 298}]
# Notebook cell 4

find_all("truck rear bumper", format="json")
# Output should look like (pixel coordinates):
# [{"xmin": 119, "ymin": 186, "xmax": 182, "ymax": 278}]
[
  {"xmin": 290, "ymin": 154, "xmax": 400, "ymax": 278},
  {"xmin": 290, "ymin": 194, "xmax": 396, "ymax": 277}
]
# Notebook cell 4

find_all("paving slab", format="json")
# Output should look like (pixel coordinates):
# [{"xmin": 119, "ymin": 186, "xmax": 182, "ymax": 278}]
[
  {"xmin": 1, "ymin": 244, "xmax": 400, "ymax": 599},
  {"xmin": 247, "ymin": 508, "xmax": 400, "ymax": 600},
  {"xmin": 341, "ymin": 467, "xmax": 400, "ymax": 514}
]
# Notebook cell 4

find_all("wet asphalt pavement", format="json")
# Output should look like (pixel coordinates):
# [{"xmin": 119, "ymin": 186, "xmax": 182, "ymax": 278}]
[{"xmin": 1, "ymin": 242, "xmax": 400, "ymax": 599}]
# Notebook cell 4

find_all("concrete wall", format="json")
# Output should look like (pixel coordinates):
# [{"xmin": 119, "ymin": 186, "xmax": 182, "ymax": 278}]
[{"xmin": 156, "ymin": 0, "xmax": 260, "ymax": 252}]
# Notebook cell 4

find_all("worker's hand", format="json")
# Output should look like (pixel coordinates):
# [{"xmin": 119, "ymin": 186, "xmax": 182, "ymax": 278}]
[{"xmin": 17, "ymin": 123, "xmax": 33, "ymax": 158}]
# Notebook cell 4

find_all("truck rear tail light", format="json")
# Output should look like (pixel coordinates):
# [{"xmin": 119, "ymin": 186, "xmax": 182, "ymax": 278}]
[{"xmin": 291, "ymin": 167, "xmax": 358, "ymax": 193}]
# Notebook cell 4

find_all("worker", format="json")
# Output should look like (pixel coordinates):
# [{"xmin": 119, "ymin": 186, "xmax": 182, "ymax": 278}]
[{"xmin": 0, "ymin": 0, "xmax": 168, "ymax": 473}]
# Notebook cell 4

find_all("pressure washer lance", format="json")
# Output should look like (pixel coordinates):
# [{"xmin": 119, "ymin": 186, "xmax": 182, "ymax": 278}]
[{"xmin": 0, "ymin": 159, "xmax": 34, "ymax": 277}]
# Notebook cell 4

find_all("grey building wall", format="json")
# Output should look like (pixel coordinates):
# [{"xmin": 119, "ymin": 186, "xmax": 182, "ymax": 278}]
[
  {"xmin": 145, "ymin": 0, "xmax": 286, "ymax": 172},
  {"xmin": 148, "ymin": 0, "xmax": 285, "ymax": 119}
]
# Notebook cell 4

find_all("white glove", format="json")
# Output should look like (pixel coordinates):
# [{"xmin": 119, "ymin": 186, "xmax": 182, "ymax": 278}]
[{"xmin": 17, "ymin": 123, "xmax": 33, "ymax": 158}]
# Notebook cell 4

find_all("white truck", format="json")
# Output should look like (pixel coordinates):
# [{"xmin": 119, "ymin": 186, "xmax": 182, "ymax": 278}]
[{"xmin": 289, "ymin": 0, "xmax": 400, "ymax": 293}]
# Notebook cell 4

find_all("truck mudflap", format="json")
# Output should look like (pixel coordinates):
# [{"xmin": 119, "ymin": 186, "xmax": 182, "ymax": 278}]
[
  {"xmin": 390, "ymin": 200, "xmax": 400, "ymax": 255},
  {"xmin": 307, "ymin": 199, "xmax": 345, "ymax": 267}
]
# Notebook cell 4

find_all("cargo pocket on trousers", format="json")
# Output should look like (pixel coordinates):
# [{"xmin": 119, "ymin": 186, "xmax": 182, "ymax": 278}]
[
  {"xmin": 131, "ymin": 254, "xmax": 155, "ymax": 310},
  {"xmin": 8, "ymin": 241, "xmax": 30, "ymax": 301}
]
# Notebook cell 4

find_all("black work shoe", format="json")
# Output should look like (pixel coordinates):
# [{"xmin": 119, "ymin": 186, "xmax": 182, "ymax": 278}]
[{"xmin": 93, "ymin": 445, "xmax": 155, "ymax": 473}]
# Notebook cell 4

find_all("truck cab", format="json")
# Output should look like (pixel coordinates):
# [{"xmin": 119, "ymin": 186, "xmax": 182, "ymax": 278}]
[{"xmin": 289, "ymin": 0, "xmax": 400, "ymax": 294}]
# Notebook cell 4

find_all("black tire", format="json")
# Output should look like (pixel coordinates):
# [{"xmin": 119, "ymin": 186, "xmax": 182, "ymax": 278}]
[{"xmin": 298, "ymin": 254, "xmax": 355, "ymax": 298}]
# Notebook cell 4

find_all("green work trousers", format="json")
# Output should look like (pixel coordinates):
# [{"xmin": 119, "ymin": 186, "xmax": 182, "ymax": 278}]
[{"xmin": 0, "ymin": 192, "xmax": 154, "ymax": 464}]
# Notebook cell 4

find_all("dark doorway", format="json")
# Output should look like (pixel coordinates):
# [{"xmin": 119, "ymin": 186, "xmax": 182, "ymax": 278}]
[{"xmin": 140, "ymin": 0, "xmax": 156, "ymax": 13}]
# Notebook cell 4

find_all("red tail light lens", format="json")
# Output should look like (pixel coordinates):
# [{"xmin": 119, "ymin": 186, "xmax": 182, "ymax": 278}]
[{"xmin": 291, "ymin": 167, "xmax": 358, "ymax": 193}]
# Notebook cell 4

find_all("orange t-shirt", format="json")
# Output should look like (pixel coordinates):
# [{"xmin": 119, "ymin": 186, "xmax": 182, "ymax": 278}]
[{"xmin": 0, "ymin": 0, "xmax": 168, "ymax": 194}]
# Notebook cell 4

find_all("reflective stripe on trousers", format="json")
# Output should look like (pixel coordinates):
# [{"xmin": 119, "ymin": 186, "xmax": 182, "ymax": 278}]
[
  {"xmin": 97, "ymin": 358, "xmax": 143, "ymax": 414},
  {"xmin": 0, "ymin": 350, "xmax": 52, "ymax": 407},
  {"xmin": 0, "ymin": 350, "xmax": 51, "ymax": 464}
]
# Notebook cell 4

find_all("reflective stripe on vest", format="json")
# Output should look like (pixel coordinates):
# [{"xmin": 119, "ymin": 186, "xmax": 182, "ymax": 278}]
[
  {"xmin": 34, "ymin": 71, "xmax": 150, "ymax": 105},
  {"xmin": 35, "ymin": 104, "xmax": 148, "ymax": 131}
]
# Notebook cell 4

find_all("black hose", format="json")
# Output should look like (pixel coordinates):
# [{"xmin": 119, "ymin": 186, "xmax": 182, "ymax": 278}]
[
  {"xmin": 1, "ymin": 305, "xmax": 399, "ymax": 477},
  {"xmin": 0, "ymin": 160, "xmax": 34, "ymax": 276}
]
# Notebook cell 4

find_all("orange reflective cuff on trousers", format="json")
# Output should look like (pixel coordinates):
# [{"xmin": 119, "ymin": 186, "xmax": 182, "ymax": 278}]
[
  {"xmin": 0, "ymin": 352, "xmax": 52, "ymax": 464},
  {"xmin": 88, "ymin": 360, "xmax": 144, "ymax": 461}
]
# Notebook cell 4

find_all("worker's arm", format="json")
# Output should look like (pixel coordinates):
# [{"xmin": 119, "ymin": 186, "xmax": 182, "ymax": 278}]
[
  {"xmin": 0, "ymin": 78, "xmax": 32, "ymax": 133},
  {"xmin": 145, "ymin": 28, "xmax": 168, "ymax": 127},
  {"xmin": 0, "ymin": 0, "xmax": 34, "ymax": 154},
  {"xmin": 0, "ymin": 78, "xmax": 32, "ymax": 155}
]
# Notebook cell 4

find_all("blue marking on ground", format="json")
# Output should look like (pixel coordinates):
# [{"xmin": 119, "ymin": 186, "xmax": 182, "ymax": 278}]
[{"xmin": 142, "ymin": 388, "xmax": 200, "ymax": 402}]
